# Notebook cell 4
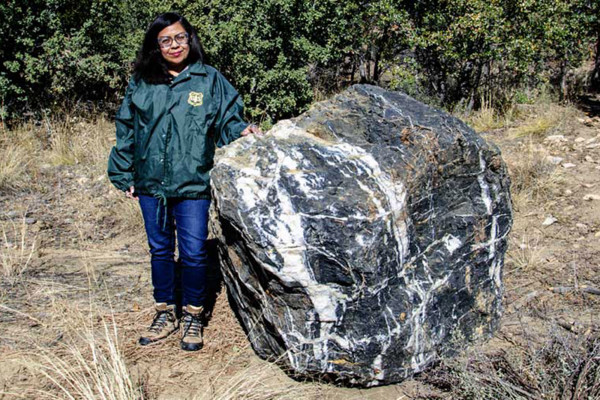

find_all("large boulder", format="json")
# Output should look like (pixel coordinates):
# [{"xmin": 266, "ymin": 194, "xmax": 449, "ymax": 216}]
[{"xmin": 209, "ymin": 84, "xmax": 512, "ymax": 386}]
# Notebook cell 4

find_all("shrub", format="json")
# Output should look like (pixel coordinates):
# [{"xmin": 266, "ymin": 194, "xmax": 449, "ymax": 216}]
[{"xmin": 0, "ymin": 1, "xmax": 598, "ymax": 122}]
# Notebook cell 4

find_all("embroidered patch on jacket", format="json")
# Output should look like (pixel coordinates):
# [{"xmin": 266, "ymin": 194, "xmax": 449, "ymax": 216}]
[{"xmin": 188, "ymin": 91, "xmax": 204, "ymax": 106}]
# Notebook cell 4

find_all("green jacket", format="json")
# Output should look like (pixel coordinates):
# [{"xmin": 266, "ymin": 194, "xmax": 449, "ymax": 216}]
[{"xmin": 107, "ymin": 62, "xmax": 248, "ymax": 200}]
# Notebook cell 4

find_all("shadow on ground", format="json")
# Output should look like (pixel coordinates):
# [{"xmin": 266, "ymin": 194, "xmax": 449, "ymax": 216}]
[{"xmin": 577, "ymin": 93, "xmax": 600, "ymax": 117}]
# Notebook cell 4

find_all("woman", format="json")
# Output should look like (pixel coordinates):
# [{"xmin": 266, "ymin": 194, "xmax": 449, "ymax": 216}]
[{"xmin": 107, "ymin": 12, "xmax": 261, "ymax": 351}]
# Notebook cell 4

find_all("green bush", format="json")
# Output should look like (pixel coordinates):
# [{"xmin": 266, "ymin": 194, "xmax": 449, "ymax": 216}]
[
  {"xmin": 0, "ymin": 0, "xmax": 598, "ymax": 124},
  {"xmin": 404, "ymin": 0, "xmax": 597, "ymax": 111}
]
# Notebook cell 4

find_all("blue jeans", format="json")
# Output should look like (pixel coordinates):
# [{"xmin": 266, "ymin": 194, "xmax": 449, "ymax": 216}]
[{"xmin": 138, "ymin": 195, "xmax": 210, "ymax": 307}]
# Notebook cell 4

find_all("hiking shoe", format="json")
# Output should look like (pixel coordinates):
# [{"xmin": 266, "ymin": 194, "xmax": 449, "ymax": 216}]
[
  {"xmin": 139, "ymin": 303, "xmax": 178, "ymax": 346},
  {"xmin": 180, "ymin": 305, "xmax": 204, "ymax": 351}
]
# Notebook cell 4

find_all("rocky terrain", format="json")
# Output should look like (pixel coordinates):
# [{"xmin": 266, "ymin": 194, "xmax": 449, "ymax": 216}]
[{"xmin": 0, "ymin": 95, "xmax": 598, "ymax": 399}]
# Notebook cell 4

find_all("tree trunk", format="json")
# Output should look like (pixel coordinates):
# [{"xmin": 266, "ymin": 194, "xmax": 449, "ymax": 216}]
[
  {"xmin": 372, "ymin": 44, "xmax": 380, "ymax": 83},
  {"xmin": 0, "ymin": 99, "xmax": 4, "ymax": 131},
  {"xmin": 592, "ymin": 33, "xmax": 600, "ymax": 91},
  {"xmin": 359, "ymin": 53, "xmax": 368, "ymax": 83},
  {"xmin": 467, "ymin": 62, "xmax": 484, "ymax": 111},
  {"xmin": 559, "ymin": 57, "xmax": 568, "ymax": 101}
]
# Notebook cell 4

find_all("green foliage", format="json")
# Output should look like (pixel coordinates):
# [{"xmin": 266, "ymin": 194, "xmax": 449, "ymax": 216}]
[
  {"xmin": 183, "ymin": 0, "xmax": 412, "ymax": 123},
  {"xmin": 0, "ymin": 0, "xmax": 598, "ymax": 123},
  {"xmin": 0, "ymin": 0, "xmax": 415, "ymax": 124},
  {"xmin": 184, "ymin": 0, "xmax": 315, "ymax": 123},
  {"xmin": 0, "ymin": 0, "xmax": 142, "ymax": 120},
  {"xmin": 404, "ymin": 0, "xmax": 597, "ymax": 110}
]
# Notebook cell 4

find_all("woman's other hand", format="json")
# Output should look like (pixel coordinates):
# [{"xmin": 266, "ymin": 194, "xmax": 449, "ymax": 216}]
[
  {"xmin": 241, "ymin": 124, "xmax": 263, "ymax": 136},
  {"xmin": 126, "ymin": 186, "xmax": 139, "ymax": 200}
]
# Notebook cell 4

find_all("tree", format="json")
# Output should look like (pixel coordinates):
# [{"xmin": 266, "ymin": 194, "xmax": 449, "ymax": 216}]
[{"xmin": 1, "ymin": 0, "xmax": 598, "ymax": 122}]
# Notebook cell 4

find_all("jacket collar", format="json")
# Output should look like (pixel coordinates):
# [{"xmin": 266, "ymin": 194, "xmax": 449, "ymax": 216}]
[
  {"xmin": 170, "ymin": 62, "xmax": 207, "ymax": 86},
  {"xmin": 189, "ymin": 62, "xmax": 207, "ymax": 75}
]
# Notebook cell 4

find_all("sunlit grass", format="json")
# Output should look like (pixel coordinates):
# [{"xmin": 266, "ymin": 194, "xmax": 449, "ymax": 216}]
[
  {"xmin": 504, "ymin": 138, "xmax": 563, "ymax": 210},
  {"xmin": 464, "ymin": 103, "xmax": 508, "ymax": 133},
  {"xmin": 46, "ymin": 115, "xmax": 114, "ymax": 170},
  {"xmin": 507, "ymin": 103, "xmax": 578, "ymax": 139},
  {"xmin": 1, "ymin": 217, "xmax": 37, "ymax": 282},
  {"xmin": 29, "ymin": 309, "xmax": 146, "ymax": 400}
]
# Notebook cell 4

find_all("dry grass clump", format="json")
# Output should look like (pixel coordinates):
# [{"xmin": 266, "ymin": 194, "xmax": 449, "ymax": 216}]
[
  {"xmin": 0, "ymin": 142, "xmax": 31, "ymax": 190},
  {"xmin": 45, "ymin": 114, "xmax": 144, "ymax": 235},
  {"xmin": 464, "ymin": 102, "xmax": 509, "ymax": 133},
  {"xmin": 15, "ymin": 251, "xmax": 146, "ymax": 400},
  {"xmin": 0, "ymin": 113, "xmax": 114, "ymax": 190},
  {"xmin": 1, "ymin": 217, "xmax": 37, "ymax": 282},
  {"xmin": 45, "ymin": 115, "xmax": 114, "ymax": 171},
  {"xmin": 506, "ymin": 234, "xmax": 544, "ymax": 273},
  {"xmin": 419, "ymin": 327, "xmax": 600, "ymax": 399},
  {"xmin": 0, "ymin": 123, "xmax": 41, "ymax": 190},
  {"xmin": 507, "ymin": 103, "xmax": 578, "ymax": 139},
  {"xmin": 1, "ymin": 115, "xmax": 144, "ymax": 241},
  {"xmin": 197, "ymin": 356, "xmax": 309, "ymax": 400},
  {"xmin": 27, "ymin": 311, "xmax": 146, "ymax": 400},
  {"xmin": 504, "ymin": 139, "xmax": 562, "ymax": 209},
  {"xmin": 0, "ymin": 233, "xmax": 145, "ymax": 399},
  {"xmin": 509, "ymin": 112, "xmax": 560, "ymax": 138},
  {"xmin": 463, "ymin": 99, "xmax": 578, "ymax": 137}
]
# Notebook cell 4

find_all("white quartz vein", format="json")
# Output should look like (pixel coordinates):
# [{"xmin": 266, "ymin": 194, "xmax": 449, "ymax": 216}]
[
  {"xmin": 477, "ymin": 152, "xmax": 493, "ymax": 215},
  {"xmin": 374, "ymin": 93, "xmax": 414, "ymax": 128},
  {"xmin": 442, "ymin": 234, "xmax": 462, "ymax": 254},
  {"xmin": 405, "ymin": 275, "xmax": 450, "ymax": 370}
]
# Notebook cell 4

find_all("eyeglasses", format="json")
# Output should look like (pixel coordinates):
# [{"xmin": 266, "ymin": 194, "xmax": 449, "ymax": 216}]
[{"xmin": 157, "ymin": 32, "xmax": 189, "ymax": 49}]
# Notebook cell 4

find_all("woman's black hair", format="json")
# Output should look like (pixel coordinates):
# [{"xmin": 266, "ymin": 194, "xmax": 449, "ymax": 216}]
[{"xmin": 133, "ymin": 12, "xmax": 205, "ymax": 84}]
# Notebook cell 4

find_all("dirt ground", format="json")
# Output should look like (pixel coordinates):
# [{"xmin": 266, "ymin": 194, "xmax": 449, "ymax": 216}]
[{"xmin": 0, "ymin": 96, "xmax": 598, "ymax": 399}]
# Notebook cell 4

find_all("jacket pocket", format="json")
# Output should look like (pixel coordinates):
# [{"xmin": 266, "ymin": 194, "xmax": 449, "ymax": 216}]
[{"xmin": 187, "ymin": 104, "xmax": 215, "ymax": 131}]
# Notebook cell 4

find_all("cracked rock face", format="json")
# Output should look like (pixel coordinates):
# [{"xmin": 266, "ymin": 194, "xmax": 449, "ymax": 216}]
[{"xmin": 209, "ymin": 84, "xmax": 512, "ymax": 386}]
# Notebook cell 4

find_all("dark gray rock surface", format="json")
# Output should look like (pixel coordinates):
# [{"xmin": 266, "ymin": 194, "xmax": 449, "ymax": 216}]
[{"xmin": 209, "ymin": 84, "xmax": 512, "ymax": 386}]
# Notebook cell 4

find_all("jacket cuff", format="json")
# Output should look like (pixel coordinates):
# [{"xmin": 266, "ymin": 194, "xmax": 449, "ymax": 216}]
[
  {"xmin": 226, "ymin": 121, "xmax": 249, "ymax": 144},
  {"xmin": 109, "ymin": 175, "xmax": 134, "ymax": 192}
]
